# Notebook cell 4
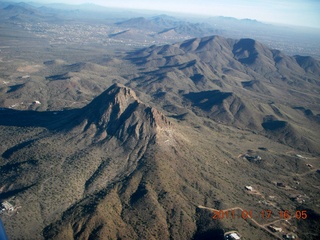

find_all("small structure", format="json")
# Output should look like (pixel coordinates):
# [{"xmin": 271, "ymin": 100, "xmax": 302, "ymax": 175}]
[
  {"xmin": 245, "ymin": 186, "xmax": 253, "ymax": 191},
  {"xmin": 283, "ymin": 233, "xmax": 297, "ymax": 239},
  {"xmin": 225, "ymin": 232, "xmax": 241, "ymax": 240},
  {"xmin": 1, "ymin": 201, "xmax": 14, "ymax": 212},
  {"xmin": 291, "ymin": 195, "xmax": 305, "ymax": 204},
  {"xmin": 306, "ymin": 164, "xmax": 313, "ymax": 168},
  {"xmin": 268, "ymin": 225, "xmax": 282, "ymax": 232},
  {"xmin": 245, "ymin": 154, "xmax": 262, "ymax": 163}
]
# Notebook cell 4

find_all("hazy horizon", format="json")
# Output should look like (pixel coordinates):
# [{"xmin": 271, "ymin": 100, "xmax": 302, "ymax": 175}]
[{"xmin": 9, "ymin": 0, "xmax": 319, "ymax": 29}]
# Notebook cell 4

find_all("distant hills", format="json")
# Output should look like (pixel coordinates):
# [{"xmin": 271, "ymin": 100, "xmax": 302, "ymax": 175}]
[
  {"xmin": 110, "ymin": 16, "xmax": 221, "ymax": 42},
  {"xmin": 126, "ymin": 35, "xmax": 320, "ymax": 153},
  {"xmin": 115, "ymin": 16, "xmax": 221, "ymax": 37},
  {"xmin": 1, "ymin": 1, "xmax": 319, "ymax": 58},
  {"xmin": 1, "ymin": 2, "xmax": 41, "ymax": 19},
  {"xmin": 0, "ymin": 3, "xmax": 320, "ymax": 239}
]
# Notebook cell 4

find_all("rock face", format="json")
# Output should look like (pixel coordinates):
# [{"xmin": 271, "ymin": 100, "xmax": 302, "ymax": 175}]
[
  {"xmin": 75, "ymin": 83, "xmax": 171, "ymax": 143},
  {"xmin": 0, "ymin": 84, "xmax": 175, "ymax": 240}
]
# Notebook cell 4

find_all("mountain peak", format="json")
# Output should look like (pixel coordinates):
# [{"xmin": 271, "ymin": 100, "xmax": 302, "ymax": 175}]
[
  {"xmin": 76, "ymin": 84, "xmax": 170, "ymax": 143},
  {"xmin": 4, "ymin": 3, "xmax": 37, "ymax": 14},
  {"xmin": 101, "ymin": 83, "xmax": 140, "ymax": 102}
]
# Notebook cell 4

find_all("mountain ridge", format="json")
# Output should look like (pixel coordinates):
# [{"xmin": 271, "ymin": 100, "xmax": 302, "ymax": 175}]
[
  {"xmin": 126, "ymin": 35, "xmax": 320, "ymax": 153},
  {"xmin": 76, "ymin": 83, "xmax": 171, "ymax": 143},
  {"xmin": 1, "ymin": 32, "xmax": 320, "ymax": 240}
]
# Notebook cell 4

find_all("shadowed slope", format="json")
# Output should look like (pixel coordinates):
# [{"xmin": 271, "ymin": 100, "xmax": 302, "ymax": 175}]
[
  {"xmin": 0, "ymin": 84, "xmax": 174, "ymax": 240},
  {"xmin": 126, "ymin": 35, "xmax": 320, "ymax": 153}
]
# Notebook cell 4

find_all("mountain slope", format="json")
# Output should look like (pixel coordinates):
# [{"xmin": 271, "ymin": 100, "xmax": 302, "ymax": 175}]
[
  {"xmin": 126, "ymin": 35, "xmax": 320, "ymax": 153},
  {"xmin": 0, "ymin": 84, "xmax": 173, "ymax": 239},
  {"xmin": 70, "ymin": 83, "xmax": 171, "ymax": 144},
  {"xmin": 1, "ymin": 34, "xmax": 320, "ymax": 240}
]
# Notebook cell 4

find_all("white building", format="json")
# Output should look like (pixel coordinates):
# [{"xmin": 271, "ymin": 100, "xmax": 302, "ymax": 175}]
[
  {"xmin": 225, "ymin": 232, "xmax": 241, "ymax": 240},
  {"xmin": 268, "ymin": 225, "xmax": 282, "ymax": 232},
  {"xmin": 1, "ymin": 201, "xmax": 14, "ymax": 212}
]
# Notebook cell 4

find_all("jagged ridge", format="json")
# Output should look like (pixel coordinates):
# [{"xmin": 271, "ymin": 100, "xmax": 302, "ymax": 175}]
[{"xmin": 75, "ymin": 83, "xmax": 171, "ymax": 143}]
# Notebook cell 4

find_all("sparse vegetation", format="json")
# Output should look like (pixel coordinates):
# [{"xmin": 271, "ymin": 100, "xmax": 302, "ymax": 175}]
[{"xmin": 0, "ymin": 1, "xmax": 319, "ymax": 240}]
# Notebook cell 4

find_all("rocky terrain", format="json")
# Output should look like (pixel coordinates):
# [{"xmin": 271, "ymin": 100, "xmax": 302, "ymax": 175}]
[{"xmin": 0, "ymin": 2, "xmax": 320, "ymax": 240}]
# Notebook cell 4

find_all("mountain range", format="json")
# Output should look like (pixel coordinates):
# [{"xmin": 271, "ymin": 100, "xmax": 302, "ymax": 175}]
[
  {"xmin": 0, "ymin": 14, "xmax": 319, "ymax": 240},
  {"xmin": 126, "ymin": 36, "xmax": 320, "ymax": 153},
  {"xmin": 115, "ymin": 16, "xmax": 220, "ymax": 37}
]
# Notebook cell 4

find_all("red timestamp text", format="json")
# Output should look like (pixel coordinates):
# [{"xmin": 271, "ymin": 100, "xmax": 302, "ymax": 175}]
[{"xmin": 212, "ymin": 209, "xmax": 308, "ymax": 220}]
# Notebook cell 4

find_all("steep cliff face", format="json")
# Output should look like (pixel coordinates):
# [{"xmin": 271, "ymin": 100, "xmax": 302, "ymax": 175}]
[{"xmin": 63, "ymin": 83, "xmax": 171, "ymax": 145}]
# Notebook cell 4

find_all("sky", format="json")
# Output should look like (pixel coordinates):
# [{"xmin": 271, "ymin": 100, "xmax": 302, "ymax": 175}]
[{"xmin": 30, "ymin": 0, "xmax": 320, "ymax": 28}]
